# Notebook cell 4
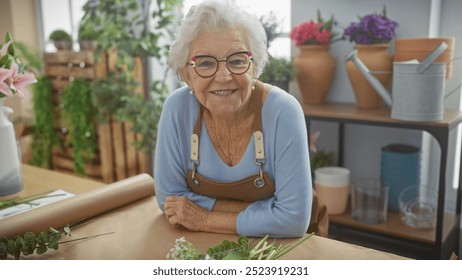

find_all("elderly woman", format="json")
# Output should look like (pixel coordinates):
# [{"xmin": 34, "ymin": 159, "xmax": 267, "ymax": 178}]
[{"xmin": 154, "ymin": 0, "xmax": 313, "ymax": 238}]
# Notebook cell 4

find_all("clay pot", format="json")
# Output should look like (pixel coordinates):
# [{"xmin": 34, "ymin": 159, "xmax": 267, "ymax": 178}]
[
  {"xmin": 394, "ymin": 37, "xmax": 455, "ymax": 79},
  {"xmin": 293, "ymin": 45, "xmax": 336, "ymax": 104},
  {"xmin": 345, "ymin": 44, "xmax": 392, "ymax": 109}
]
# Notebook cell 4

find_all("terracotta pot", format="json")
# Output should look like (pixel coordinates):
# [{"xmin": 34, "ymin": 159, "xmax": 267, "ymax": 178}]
[
  {"xmin": 394, "ymin": 37, "xmax": 455, "ymax": 79},
  {"xmin": 293, "ymin": 45, "xmax": 336, "ymax": 104},
  {"xmin": 345, "ymin": 44, "xmax": 392, "ymax": 109}
]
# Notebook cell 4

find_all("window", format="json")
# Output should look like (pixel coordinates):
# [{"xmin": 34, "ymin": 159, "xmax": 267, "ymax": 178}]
[{"xmin": 39, "ymin": 0, "xmax": 87, "ymax": 52}]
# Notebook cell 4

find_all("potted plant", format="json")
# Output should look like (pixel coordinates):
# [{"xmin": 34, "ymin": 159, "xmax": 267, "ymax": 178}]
[
  {"xmin": 77, "ymin": 5, "xmax": 98, "ymax": 51},
  {"xmin": 343, "ymin": 6, "xmax": 399, "ymax": 108},
  {"xmin": 258, "ymin": 12, "xmax": 296, "ymax": 91},
  {"xmin": 290, "ymin": 10, "xmax": 340, "ymax": 104},
  {"xmin": 49, "ymin": 29, "xmax": 72, "ymax": 51},
  {"xmin": 259, "ymin": 57, "xmax": 296, "ymax": 92}
]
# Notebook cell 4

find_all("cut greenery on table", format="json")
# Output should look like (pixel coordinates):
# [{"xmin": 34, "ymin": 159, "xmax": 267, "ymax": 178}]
[
  {"xmin": 167, "ymin": 233, "xmax": 314, "ymax": 260},
  {"xmin": 0, "ymin": 225, "xmax": 71, "ymax": 260}
]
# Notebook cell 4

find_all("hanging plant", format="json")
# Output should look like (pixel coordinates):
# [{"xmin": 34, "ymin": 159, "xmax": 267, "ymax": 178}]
[
  {"xmin": 60, "ymin": 78, "xmax": 97, "ymax": 176},
  {"xmin": 30, "ymin": 76, "xmax": 61, "ymax": 168}
]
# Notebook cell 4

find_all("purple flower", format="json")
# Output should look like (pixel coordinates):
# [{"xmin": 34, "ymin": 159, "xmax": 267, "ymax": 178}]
[{"xmin": 343, "ymin": 8, "xmax": 399, "ymax": 45}]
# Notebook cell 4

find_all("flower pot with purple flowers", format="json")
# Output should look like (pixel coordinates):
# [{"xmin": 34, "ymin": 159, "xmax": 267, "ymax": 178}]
[{"xmin": 343, "ymin": 6, "xmax": 399, "ymax": 109}]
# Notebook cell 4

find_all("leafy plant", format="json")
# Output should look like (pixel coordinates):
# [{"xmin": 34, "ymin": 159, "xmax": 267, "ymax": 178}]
[
  {"xmin": 167, "ymin": 233, "xmax": 314, "ymax": 260},
  {"xmin": 49, "ymin": 29, "xmax": 72, "ymax": 42},
  {"xmin": 82, "ymin": 0, "xmax": 180, "ymax": 152},
  {"xmin": 259, "ymin": 56, "xmax": 296, "ymax": 84},
  {"xmin": 0, "ymin": 225, "xmax": 71, "ymax": 260},
  {"xmin": 311, "ymin": 150, "xmax": 334, "ymax": 173},
  {"xmin": 117, "ymin": 80, "xmax": 169, "ymax": 152},
  {"xmin": 12, "ymin": 41, "xmax": 43, "ymax": 76},
  {"xmin": 81, "ymin": 0, "xmax": 180, "ymax": 59},
  {"xmin": 78, "ymin": 8, "xmax": 98, "ymax": 41},
  {"xmin": 60, "ymin": 78, "xmax": 97, "ymax": 176},
  {"xmin": 309, "ymin": 131, "xmax": 334, "ymax": 174},
  {"xmin": 30, "ymin": 76, "xmax": 60, "ymax": 168}
]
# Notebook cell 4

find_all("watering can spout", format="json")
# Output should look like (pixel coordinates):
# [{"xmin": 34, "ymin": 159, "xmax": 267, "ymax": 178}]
[{"xmin": 345, "ymin": 50, "xmax": 393, "ymax": 107}]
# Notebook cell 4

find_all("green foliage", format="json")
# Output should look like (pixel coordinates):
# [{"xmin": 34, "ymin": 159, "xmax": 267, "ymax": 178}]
[
  {"xmin": 117, "ymin": 81, "xmax": 169, "ymax": 152},
  {"xmin": 12, "ymin": 41, "xmax": 44, "ymax": 76},
  {"xmin": 168, "ymin": 234, "xmax": 314, "ymax": 260},
  {"xmin": 49, "ymin": 29, "xmax": 72, "ymax": 41},
  {"xmin": 83, "ymin": 0, "xmax": 180, "ymax": 152},
  {"xmin": 30, "ymin": 77, "xmax": 60, "ymax": 168},
  {"xmin": 0, "ymin": 225, "xmax": 71, "ymax": 260},
  {"xmin": 60, "ymin": 79, "xmax": 97, "ymax": 176},
  {"xmin": 91, "ymin": 72, "xmax": 135, "ymax": 123},
  {"xmin": 310, "ymin": 150, "xmax": 334, "ymax": 173},
  {"xmin": 78, "ymin": 8, "xmax": 98, "ymax": 41},
  {"xmin": 259, "ymin": 56, "xmax": 296, "ymax": 84},
  {"xmin": 81, "ymin": 0, "xmax": 180, "ymax": 59}
]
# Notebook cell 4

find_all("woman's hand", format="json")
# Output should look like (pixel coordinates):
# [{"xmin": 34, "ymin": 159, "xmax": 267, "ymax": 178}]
[{"xmin": 163, "ymin": 196, "xmax": 210, "ymax": 231}]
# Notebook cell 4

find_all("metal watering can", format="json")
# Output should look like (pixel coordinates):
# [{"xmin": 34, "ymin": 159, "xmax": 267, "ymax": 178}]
[{"xmin": 345, "ymin": 42, "xmax": 448, "ymax": 122}]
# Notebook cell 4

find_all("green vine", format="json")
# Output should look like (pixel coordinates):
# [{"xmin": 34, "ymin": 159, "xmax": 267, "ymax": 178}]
[
  {"xmin": 60, "ymin": 79, "xmax": 97, "ymax": 176},
  {"xmin": 0, "ymin": 225, "xmax": 71, "ymax": 260},
  {"xmin": 30, "ymin": 76, "xmax": 61, "ymax": 168},
  {"xmin": 116, "ymin": 80, "xmax": 169, "ymax": 152}
]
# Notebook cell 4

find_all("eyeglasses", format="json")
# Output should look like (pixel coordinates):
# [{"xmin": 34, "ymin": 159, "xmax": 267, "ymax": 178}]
[{"xmin": 189, "ymin": 51, "xmax": 253, "ymax": 78}]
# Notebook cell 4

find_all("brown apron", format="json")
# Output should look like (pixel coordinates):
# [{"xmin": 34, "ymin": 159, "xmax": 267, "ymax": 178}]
[
  {"xmin": 186, "ymin": 81, "xmax": 275, "ymax": 202},
  {"xmin": 186, "ymin": 81, "xmax": 329, "ymax": 237}
]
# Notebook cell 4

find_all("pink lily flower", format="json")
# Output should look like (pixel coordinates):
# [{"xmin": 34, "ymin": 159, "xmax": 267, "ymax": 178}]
[
  {"xmin": 7, "ymin": 62, "xmax": 37, "ymax": 99},
  {"xmin": 0, "ymin": 67, "xmax": 13, "ymax": 96},
  {"xmin": 0, "ymin": 41, "xmax": 14, "ymax": 96}
]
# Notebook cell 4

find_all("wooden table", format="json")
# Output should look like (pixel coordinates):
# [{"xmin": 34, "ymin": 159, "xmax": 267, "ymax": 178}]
[{"xmin": 14, "ymin": 164, "xmax": 407, "ymax": 260}]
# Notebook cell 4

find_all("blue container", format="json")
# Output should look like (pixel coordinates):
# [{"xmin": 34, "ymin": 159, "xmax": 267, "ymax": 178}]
[{"xmin": 380, "ymin": 144, "xmax": 421, "ymax": 212}]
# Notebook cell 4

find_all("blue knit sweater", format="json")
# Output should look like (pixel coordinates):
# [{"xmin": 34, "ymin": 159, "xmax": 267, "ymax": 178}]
[{"xmin": 154, "ymin": 85, "xmax": 312, "ymax": 238}]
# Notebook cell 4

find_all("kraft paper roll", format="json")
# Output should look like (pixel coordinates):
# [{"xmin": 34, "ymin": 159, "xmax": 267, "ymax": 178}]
[{"xmin": 0, "ymin": 173, "xmax": 154, "ymax": 239}]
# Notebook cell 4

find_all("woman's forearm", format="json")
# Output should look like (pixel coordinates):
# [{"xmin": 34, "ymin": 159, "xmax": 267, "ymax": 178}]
[
  {"xmin": 212, "ymin": 199, "xmax": 250, "ymax": 213},
  {"xmin": 202, "ymin": 211, "xmax": 238, "ymax": 234}
]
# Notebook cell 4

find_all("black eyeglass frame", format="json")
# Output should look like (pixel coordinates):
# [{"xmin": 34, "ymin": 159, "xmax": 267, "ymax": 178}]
[{"xmin": 189, "ymin": 51, "xmax": 253, "ymax": 78}]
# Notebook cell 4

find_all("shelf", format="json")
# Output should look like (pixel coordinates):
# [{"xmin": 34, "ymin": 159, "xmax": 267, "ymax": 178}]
[
  {"xmin": 330, "ymin": 209, "xmax": 457, "ymax": 245},
  {"xmin": 303, "ymin": 102, "xmax": 462, "ymax": 130},
  {"xmin": 303, "ymin": 101, "xmax": 462, "ymax": 259}
]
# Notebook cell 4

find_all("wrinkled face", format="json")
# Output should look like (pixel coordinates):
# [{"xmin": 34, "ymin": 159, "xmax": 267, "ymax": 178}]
[{"xmin": 182, "ymin": 29, "xmax": 256, "ymax": 118}]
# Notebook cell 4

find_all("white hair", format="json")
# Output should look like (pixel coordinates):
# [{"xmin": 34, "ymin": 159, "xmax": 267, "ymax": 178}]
[{"xmin": 168, "ymin": 0, "xmax": 268, "ymax": 81}]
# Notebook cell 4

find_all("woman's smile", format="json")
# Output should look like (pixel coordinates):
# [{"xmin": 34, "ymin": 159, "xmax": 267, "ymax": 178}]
[{"xmin": 209, "ymin": 89, "xmax": 237, "ymax": 97}]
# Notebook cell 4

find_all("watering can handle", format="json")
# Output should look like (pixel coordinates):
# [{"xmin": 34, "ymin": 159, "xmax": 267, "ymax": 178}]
[{"xmin": 417, "ymin": 42, "xmax": 448, "ymax": 73}]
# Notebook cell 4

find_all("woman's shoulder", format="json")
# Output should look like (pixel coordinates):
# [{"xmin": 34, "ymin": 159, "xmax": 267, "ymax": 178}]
[
  {"xmin": 164, "ymin": 86, "xmax": 198, "ymax": 110},
  {"xmin": 265, "ymin": 85, "xmax": 303, "ymax": 113}
]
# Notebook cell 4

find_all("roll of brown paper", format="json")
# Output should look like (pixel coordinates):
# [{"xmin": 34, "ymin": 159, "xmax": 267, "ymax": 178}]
[{"xmin": 0, "ymin": 173, "xmax": 154, "ymax": 239}]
